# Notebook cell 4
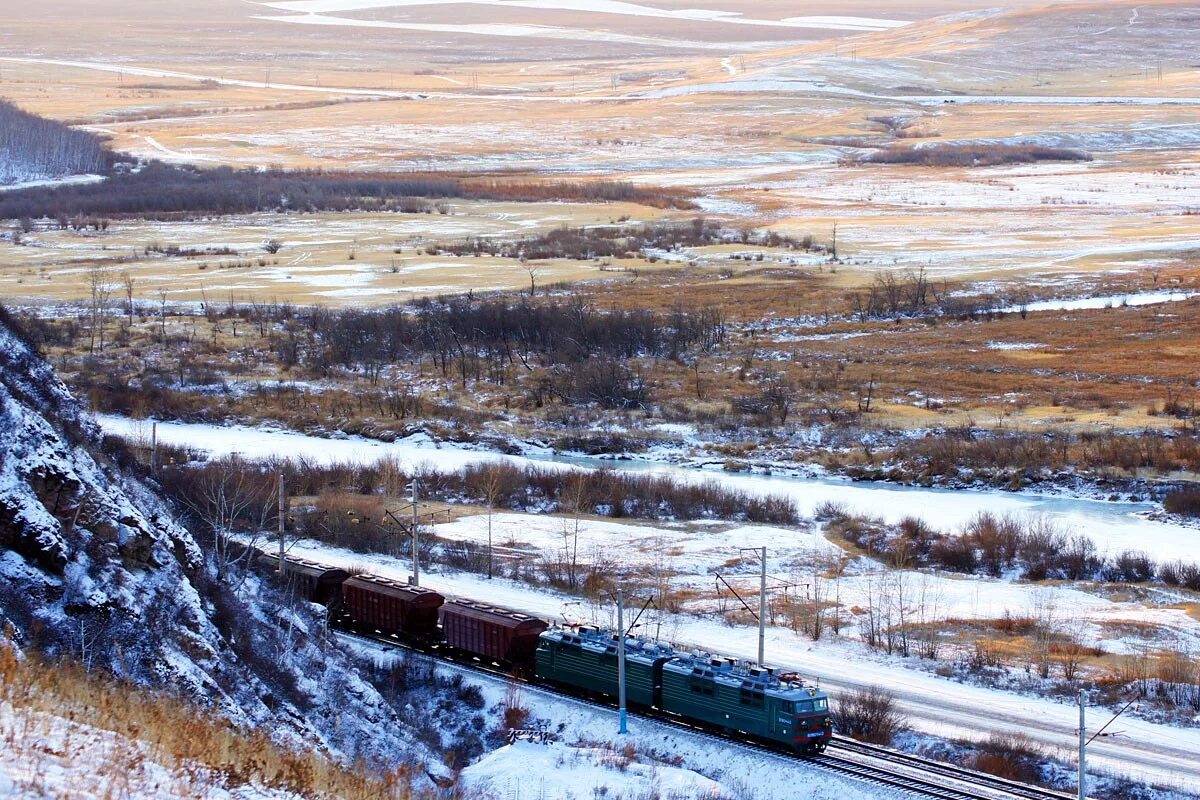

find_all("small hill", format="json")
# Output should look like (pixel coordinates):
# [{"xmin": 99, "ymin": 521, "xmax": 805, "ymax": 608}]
[
  {"xmin": 0, "ymin": 306, "xmax": 482, "ymax": 796},
  {"xmin": 0, "ymin": 99, "xmax": 106, "ymax": 186}
]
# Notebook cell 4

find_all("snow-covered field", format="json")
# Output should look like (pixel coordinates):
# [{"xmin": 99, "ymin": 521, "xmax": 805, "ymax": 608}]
[
  {"xmin": 260, "ymin": 0, "xmax": 908, "ymax": 32},
  {"xmin": 0, "ymin": 173, "xmax": 104, "ymax": 192},
  {"xmin": 421, "ymin": 513, "xmax": 1198, "ymax": 654},
  {"xmin": 462, "ymin": 740, "xmax": 728, "ymax": 799}
]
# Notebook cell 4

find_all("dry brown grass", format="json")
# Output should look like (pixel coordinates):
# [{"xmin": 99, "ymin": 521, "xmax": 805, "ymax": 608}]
[
  {"xmin": 0, "ymin": 638, "xmax": 421, "ymax": 799},
  {"xmin": 24, "ymin": 258, "xmax": 1200, "ymax": 482}
]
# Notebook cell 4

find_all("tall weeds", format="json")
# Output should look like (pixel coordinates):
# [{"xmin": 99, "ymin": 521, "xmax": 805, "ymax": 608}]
[{"xmin": 0, "ymin": 638, "xmax": 419, "ymax": 798}]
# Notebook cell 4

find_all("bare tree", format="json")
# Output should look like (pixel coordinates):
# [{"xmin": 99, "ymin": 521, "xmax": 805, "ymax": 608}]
[
  {"xmin": 559, "ymin": 473, "xmax": 588, "ymax": 588},
  {"xmin": 482, "ymin": 466, "xmax": 506, "ymax": 580},
  {"xmin": 760, "ymin": 372, "xmax": 795, "ymax": 425},
  {"xmin": 174, "ymin": 458, "xmax": 276, "ymax": 581},
  {"xmin": 858, "ymin": 373, "xmax": 876, "ymax": 414},
  {"xmin": 1057, "ymin": 615, "xmax": 1089, "ymax": 681},
  {"xmin": 157, "ymin": 288, "xmax": 169, "ymax": 342},
  {"xmin": 1029, "ymin": 594, "xmax": 1060, "ymax": 679},
  {"xmin": 121, "ymin": 270, "xmax": 135, "ymax": 327},
  {"xmin": 525, "ymin": 263, "xmax": 540, "ymax": 297},
  {"xmin": 87, "ymin": 265, "xmax": 113, "ymax": 353}
]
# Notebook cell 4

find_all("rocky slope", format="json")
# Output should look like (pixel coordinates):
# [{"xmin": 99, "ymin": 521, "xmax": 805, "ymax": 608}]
[{"xmin": 0, "ymin": 306, "xmax": 474, "ymax": 780}]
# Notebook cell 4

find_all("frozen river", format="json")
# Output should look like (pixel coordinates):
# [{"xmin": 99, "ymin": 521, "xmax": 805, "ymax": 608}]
[{"xmin": 97, "ymin": 415, "xmax": 1199, "ymax": 563}]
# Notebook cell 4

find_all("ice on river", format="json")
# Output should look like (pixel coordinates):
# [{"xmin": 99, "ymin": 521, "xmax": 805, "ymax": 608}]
[{"xmin": 96, "ymin": 415, "xmax": 1200, "ymax": 563}]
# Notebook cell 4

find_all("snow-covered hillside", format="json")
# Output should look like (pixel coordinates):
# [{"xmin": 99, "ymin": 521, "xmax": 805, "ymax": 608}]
[
  {"xmin": 0, "ymin": 689, "xmax": 302, "ymax": 800},
  {"xmin": 0, "ymin": 308, "xmax": 477, "ymax": 788},
  {"xmin": 0, "ymin": 100, "xmax": 106, "ymax": 187}
]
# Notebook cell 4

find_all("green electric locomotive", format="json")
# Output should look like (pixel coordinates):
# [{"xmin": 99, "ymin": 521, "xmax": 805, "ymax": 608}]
[{"xmin": 535, "ymin": 626, "xmax": 833, "ymax": 753}]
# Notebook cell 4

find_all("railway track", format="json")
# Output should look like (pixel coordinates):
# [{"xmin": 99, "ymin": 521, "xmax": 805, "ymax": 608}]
[
  {"xmin": 335, "ymin": 627, "xmax": 1067, "ymax": 800},
  {"xmin": 830, "ymin": 738, "xmax": 1075, "ymax": 800}
]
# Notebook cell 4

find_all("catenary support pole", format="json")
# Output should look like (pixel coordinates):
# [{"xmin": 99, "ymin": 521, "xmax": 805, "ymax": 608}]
[
  {"xmin": 1078, "ymin": 690, "xmax": 1087, "ymax": 800},
  {"xmin": 411, "ymin": 476, "xmax": 420, "ymax": 586},
  {"xmin": 758, "ymin": 546, "xmax": 767, "ymax": 667},
  {"xmin": 618, "ymin": 589, "xmax": 628, "ymax": 735}
]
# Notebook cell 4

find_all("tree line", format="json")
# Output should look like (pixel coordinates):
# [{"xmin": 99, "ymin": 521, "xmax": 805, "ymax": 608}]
[
  {"xmin": 158, "ymin": 456, "xmax": 799, "ymax": 547},
  {"xmin": 0, "ymin": 99, "xmax": 108, "ymax": 186},
  {"xmin": 0, "ymin": 159, "xmax": 692, "ymax": 221},
  {"xmin": 850, "ymin": 142, "xmax": 1091, "ymax": 168}
]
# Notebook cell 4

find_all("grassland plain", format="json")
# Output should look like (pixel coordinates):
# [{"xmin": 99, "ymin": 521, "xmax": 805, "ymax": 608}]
[{"xmin": 3, "ymin": 0, "xmax": 1199, "ymax": 294}]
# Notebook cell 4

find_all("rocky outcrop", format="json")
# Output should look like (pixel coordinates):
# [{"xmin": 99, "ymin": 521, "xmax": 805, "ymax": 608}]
[{"xmin": 0, "ymin": 309, "xmax": 465, "ymax": 776}]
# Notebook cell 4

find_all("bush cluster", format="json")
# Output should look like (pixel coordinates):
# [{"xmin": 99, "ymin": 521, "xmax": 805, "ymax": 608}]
[
  {"xmin": 160, "ymin": 457, "xmax": 799, "ymax": 533},
  {"xmin": 826, "ymin": 507, "xmax": 1200, "ymax": 588},
  {"xmin": 902, "ymin": 428, "xmax": 1200, "ymax": 478},
  {"xmin": 440, "ymin": 217, "xmax": 815, "ymax": 261}
]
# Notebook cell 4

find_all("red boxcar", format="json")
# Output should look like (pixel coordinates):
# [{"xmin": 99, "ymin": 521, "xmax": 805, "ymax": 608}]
[
  {"xmin": 341, "ymin": 574, "xmax": 444, "ymax": 639},
  {"xmin": 440, "ymin": 599, "xmax": 548, "ymax": 666},
  {"xmin": 258, "ymin": 553, "xmax": 349, "ymax": 605}
]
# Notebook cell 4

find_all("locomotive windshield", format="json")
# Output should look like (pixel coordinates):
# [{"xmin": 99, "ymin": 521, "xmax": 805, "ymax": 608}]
[{"xmin": 784, "ymin": 698, "xmax": 829, "ymax": 714}]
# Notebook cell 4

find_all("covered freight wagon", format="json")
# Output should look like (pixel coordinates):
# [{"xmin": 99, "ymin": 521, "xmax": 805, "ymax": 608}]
[
  {"xmin": 341, "ymin": 574, "xmax": 444, "ymax": 639},
  {"xmin": 258, "ymin": 553, "xmax": 349, "ymax": 605},
  {"xmin": 440, "ymin": 600, "xmax": 548, "ymax": 667}
]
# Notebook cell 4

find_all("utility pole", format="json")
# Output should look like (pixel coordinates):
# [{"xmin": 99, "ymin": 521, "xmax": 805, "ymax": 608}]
[
  {"xmin": 150, "ymin": 422, "xmax": 158, "ymax": 473},
  {"xmin": 758, "ymin": 546, "xmax": 767, "ymax": 668},
  {"xmin": 410, "ymin": 476, "xmax": 420, "ymax": 586},
  {"xmin": 617, "ymin": 589, "xmax": 628, "ymax": 735},
  {"xmin": 277, "ymin": 472, "xmax": 286, "ymax": 572},
  {"xmin": 1078, "ymin": 690, "xmax": 1087, "ymax": 800}
]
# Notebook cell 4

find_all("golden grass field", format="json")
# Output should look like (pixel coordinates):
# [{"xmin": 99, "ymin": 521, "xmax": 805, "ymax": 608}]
[
  {"xmin": 3, "ymin": 0, "xmax": 1199, "ymax": 305},
  {"xmin": 0, "ymin": 201, "xmax": 695, "ymax": 304}
]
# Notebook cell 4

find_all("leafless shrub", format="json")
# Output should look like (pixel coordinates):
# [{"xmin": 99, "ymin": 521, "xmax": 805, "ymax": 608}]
[
  {"xmin": 970, "ymin": 733, "xmax": 1046, "ymax": 783},
  {"xmin": 1164, "ymin": 488, "xmax": 1200, "ymax": 517},
  {"xmin": 832, "ymin": 685, "xmax": 907, "ymax": 745}
]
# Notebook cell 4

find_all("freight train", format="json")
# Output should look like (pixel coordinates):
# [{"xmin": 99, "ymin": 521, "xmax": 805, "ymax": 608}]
[{"xmin": 260, "ymin": 552, "xmax": 834, "ymax": 753}]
